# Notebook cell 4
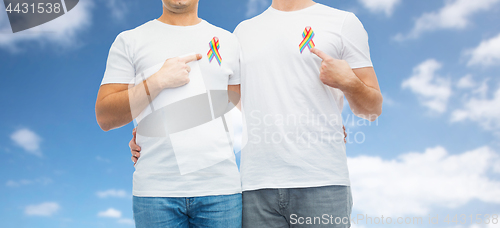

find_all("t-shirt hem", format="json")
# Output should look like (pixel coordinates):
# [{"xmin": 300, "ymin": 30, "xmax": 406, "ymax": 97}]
[
  {"xmin": 101, "ymin": 79, "xmax": 135, "ymax": 86},
  {"xmin": 350, "ymin": 62, "xmax": 373, "ymax": 69},
  {"xmin": 133, "ymin": 188, "xmax": 242, "ymax": 197},
  {"xmin": 241, "ymin": 179, "xmax": 351, "ymax": 192},
  {"xmin": 228, "ymin": 81, "xmax": 241, "ymax": 85}
]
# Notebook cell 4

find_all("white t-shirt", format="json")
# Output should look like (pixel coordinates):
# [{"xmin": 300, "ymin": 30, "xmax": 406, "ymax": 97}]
[
  {"xmin": 101, "ymin": 19, "xmax": 242, "ymax": 197},
  {"xmin": 234, "ymin": 4, "xmax": 373, "ymax": 191}
]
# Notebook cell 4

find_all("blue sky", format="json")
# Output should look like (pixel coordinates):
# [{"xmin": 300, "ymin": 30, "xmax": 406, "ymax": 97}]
[{"xmin": 1, "ymin": 0, "xmax": 500, "ymax": 227}]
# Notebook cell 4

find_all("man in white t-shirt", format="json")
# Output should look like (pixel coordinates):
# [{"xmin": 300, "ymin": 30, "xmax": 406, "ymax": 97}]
[
  {"xmin": 233, "ymin": 0, "xmax": 382, "ymax": 227},
  {"xmin": 95, "ymin": 0, "xmax": 243, "ymax": 227},
  {"xmin": 130, "ymin": 0, "xmax": 383, "ymax": 227}
]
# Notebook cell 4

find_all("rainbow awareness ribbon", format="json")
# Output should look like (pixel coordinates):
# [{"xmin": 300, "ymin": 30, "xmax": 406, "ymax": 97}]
[
  {"xmin": 207, "ymin": 37, "xmax": 222, "ymax": 66},
  {"xmin": 299, "ymin": 26, "xmax": 316, "ymax": 53}
]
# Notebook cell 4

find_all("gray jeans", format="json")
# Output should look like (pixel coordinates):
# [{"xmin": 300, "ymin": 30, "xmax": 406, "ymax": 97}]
[{"xmin": 242, "ymin": 185, "xmax": 352, "ymax": 228}]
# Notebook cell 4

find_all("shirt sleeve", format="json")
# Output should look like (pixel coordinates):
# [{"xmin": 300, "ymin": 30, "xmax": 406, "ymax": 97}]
[
  {"xmin": 340, "ymin": 13, "xmax": 373, "ymax": 69},
  {"xmin": 101, "ymin": 32, "xmax": 136, "ymax": 85},
  {"xmin": 228, "ymin": 35, "xmax": 242, "ymax": 85}
]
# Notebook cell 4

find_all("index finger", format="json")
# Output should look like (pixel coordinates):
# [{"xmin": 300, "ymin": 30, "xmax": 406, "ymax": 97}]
[
  {"xmin": 180, "ymin": 54, "xmax": 202, "ymax": 63},
  {"xmin": 310, "ymin": 48, "xmax": 330, "ymax": 60}
]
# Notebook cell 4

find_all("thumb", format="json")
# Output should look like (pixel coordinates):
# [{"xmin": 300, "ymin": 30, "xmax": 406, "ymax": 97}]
[{"xmin": 310, "ymin": 48, "xmax": 330, "ymax": 60}]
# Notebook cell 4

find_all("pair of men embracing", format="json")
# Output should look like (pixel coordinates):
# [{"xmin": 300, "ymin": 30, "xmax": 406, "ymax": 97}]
[{"xmin": 95, "ymin": 0, "xmax": 383, "ymax": 227}]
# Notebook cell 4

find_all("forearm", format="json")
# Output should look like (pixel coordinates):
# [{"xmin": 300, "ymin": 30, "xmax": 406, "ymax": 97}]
[
  {"xmin": 341, "ymin": 76, "xmax": 383, "ymax": 121},
  {"xmin": 227, "ymin": 85, "xmax": 241, "ymax": 111},
  {"xmin": 96, "ymin": 76, "xmax": 163, "ymax": 131},
  {"xmin": 97, "ymin": 54, "xmax": 201, "ymax": 131},
  {"xmin": 310, "ymin": 48, "xmax": 382, "ymax": 121}
]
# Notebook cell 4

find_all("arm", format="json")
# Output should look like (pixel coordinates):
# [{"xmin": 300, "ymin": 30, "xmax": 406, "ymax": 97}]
[
  {"xmin": 311, "ymin": 48, "xmax": 383, "ymax": 121},
  {"xmin": 228, "ymin": 84, "xmax": 241, "ymax": 110},
  {"xmin": 95, "ymin": 54, "xmax": 202, "ymax": 131},
  {"xmin": 343, "ymin": 67, "xmax": 382, "ymax": 121}
]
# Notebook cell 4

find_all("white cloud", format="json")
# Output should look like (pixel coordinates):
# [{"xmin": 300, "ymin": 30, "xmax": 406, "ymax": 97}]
[
  {"xmin": 382, "ymin": 93, "xmax": 396, "ymax": 106},
  {"xmin": 395, "ymin": 0, "xmax": 500, "ymax": 40},
  {"xmin": 6, "ymin": 177, "xmax": 52, "ymax": 187},
  {"xmin": 96, "ymin": 189, "xmax": 128, "ymax": 198},
  {"xmin": 106, "ymin": 0, "xmax": 128, "ymax": 21},
  {"xmin": 402, "ymin": 59, "xmax": 452, "ymax": 113},
  {"xmin": 98, "ymin": 208, "xmax": 122, "ymax": 218},
  {"xmin": 472, "ymin": 79, "xmax": 490, "ymax": 98},
  {"xmin": 97, "ymin": 207, "xmax": 133, "ymax": 224},
  {"xmin": 6, "ymin": 180, "xmax": 32, "ymax": 187},
  {"xmin": 246, "ymin": 0, "xmax": 270, "ymax": 18},
  {"xmin": 348, "ymin": 146, "xmax": 500, "ymax": 217},
  {"xmin": 10, "ymin": 128, "xmax": 43, "ymax": 157},
  {"xmin": 469, "ymin": 223, "xmax": 500, "ymax": 228},
  {"xmin": 118, "ymin": 218, "xmax": 135, "ymax": 225},
  {"xmin": 0, "ymin": 0, "xmax": 93, "ymax": 52},
  {"xmin": 457, "ymin": 74, "xmax": 476, "ymax": 89},
  {"xmin": 451, "ymin": 86, "xmax": 500, "ymax": 130},
  {"xmin": 96, "ymin": 156, "xmax": 111, "ymax": 163},
  {"xmin": 358, "ymin": 0, "xmax": 401, "ymax": 16},
  {"xmin": 465, "ymin": 33, "xmax": 500, "ymax": 67},
  {"xmin": 25, "ymin": 202, "xmax": 60, "ymax": 216},
  {"xmin": 477, "ymin": 224, "xmax": 500, "ymax": 228}
]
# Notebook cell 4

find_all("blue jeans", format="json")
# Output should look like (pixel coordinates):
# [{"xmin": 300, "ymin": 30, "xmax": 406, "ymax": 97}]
[
  {"xmin": 242, "ymin": 185, "xmax": 352, "ymax": 227},
  {"xmin": 133, "ymin": 194, "xmax": 242, "ymax": 228}
]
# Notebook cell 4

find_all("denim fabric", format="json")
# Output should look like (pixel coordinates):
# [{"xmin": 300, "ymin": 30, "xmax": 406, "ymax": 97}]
[
  {"xmin": 133, "ymin": 193, "xmax": 242, "ymax": 228},
  {"xmin": 242, "ymin": 185, "xmax": 352, "ymax": 227}
]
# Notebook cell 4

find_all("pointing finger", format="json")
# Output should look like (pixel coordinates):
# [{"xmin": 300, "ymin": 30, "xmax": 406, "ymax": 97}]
[
  {"xmin": 310, "ymin": 48, "xmax": 330, "ymax": 60},
  {"xmin": 180, "ymin": 54, "xmax": 202, "ymax": 63}
]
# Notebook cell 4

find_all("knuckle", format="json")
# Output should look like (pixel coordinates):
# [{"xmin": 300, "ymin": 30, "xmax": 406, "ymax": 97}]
[{"xmin": 319, "ymin": 75, "xmax": 328, "ymax": 83}]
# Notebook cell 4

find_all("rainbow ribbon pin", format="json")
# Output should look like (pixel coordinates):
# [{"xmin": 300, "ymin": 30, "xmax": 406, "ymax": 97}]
[
  {"xmin": 299, "ymin": 26, "xmax": 316, "ymax": 53},
  {"xmin": 207, "ymin": 37, "xmax": 222, "ymax": 66}
]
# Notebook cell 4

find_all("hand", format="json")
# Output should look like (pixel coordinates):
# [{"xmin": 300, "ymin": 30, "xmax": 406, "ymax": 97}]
[
  {"xmin": 151, "ymin": 54, "xmax": 202, "ymax": 89},
  {"xmin": 130, "ymin": 128, "xmax": 141, "ymax": 166},
  {"xmin": 310, "ymin": 48, "xmax": 357, "ymax": 90}
]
